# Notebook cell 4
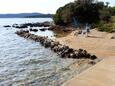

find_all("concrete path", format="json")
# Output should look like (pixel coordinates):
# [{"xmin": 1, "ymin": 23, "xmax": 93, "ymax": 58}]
[{"xmin": 62, "ymin": 57, "xmax": 115, "ymax": 86}]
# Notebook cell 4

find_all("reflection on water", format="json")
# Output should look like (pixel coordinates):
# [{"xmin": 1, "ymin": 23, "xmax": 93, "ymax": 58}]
[{"xmin": 0, "ymin": 18, "xmax": 77, "ymax": 86}]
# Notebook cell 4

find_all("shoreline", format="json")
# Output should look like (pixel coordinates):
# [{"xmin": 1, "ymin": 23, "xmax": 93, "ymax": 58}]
[
  {"xmin": 15, "ymin": 29, "xmax": 100, "ymax": 85},
  {"xmin": 55, "ymin": 28, "xmax": 115, "ymax": 86},
  {"xmin": 55, "ymin": 29, "xmax": 115, "ymax": 58},
  {"xmin": 3, "ymin": 21, "xmax": 115, "ymax": 85},
  {"xmin": 16, "ymin": 30, "xmax": 98, "ymax": 60}
]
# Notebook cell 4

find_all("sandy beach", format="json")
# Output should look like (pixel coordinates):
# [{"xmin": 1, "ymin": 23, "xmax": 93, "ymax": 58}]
[
  {"xmin": 55, "ymin": 29, "xmax": 115, "ymax": 86},
  {"xmin": 56, "ymin": 29, "xmax": 115, "ymax": 58}
]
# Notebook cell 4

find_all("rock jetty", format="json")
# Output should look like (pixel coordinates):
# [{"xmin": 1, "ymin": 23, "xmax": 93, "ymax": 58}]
[
  {"xmin": 16, "ymin": 30, "xmax": 97, "ymax": 60},
  {"xmin": 12, "ymin": 21, "xmax": 51, "ymax": 29}
]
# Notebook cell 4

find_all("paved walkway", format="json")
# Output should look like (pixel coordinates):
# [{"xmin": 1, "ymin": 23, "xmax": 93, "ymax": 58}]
[{"xmin": 63, "ymin": 57, "xmax": 115, "ymax": 86}]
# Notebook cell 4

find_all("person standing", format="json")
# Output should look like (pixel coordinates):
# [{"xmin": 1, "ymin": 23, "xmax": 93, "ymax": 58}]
[{"xmin": 85, "ymin": 23, "xmax": 90, "ymax": 37}]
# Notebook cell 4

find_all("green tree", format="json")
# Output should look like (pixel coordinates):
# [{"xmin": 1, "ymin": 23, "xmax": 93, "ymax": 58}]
[
  {"xmin": 74, "ymin": 1, "xmax": 101, "ymax": 23},
  {"xmin": 53, "ymin": 7, "xmax": 64, "ymax": 25},
  {"xmin": 99, "ymin": 7, "xmax": 111, "ymax": 22},
  {"xmin": 110, "ymin": 6, "xmax": 115, "ymax": 16},
  {"xmin": 106, "ymin": 2, "xmax": 110, "ymax": 7},
  {"xmin": 53, "ymin": 0, "xmax": 111, "ymax": 26}
]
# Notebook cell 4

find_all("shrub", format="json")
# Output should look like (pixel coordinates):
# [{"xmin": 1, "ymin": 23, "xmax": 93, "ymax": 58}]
[{"xmin": 97, "ymin": 22, "xmax": 114, "ymax": 32}]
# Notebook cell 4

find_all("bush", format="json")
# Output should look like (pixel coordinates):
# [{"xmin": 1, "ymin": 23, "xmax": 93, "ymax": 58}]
[
  {"xmin": 53, "ymin": 0, "xmax": 113, "ymax": 33},
  {"xmin": 99, "ymin": 8, "xmax": 111, "ymax": 22},
  {"xmin": 96, "ymin": 22, "xmax": 114, "ymax": 32}
]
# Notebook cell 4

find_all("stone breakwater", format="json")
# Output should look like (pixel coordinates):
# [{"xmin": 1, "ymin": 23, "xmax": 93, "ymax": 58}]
[{"xmin": 16, "ymin": 30, "xmax": 97, "ymax": 60}]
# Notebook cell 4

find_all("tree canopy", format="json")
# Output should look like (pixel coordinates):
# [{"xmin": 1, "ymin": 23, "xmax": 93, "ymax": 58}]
[{"xmin": 53, "ymin": 0, "xmax": 112, "ymax": 26}]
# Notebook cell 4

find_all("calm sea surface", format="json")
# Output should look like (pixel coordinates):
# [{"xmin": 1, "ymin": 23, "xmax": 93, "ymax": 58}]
[{"xmin": 0, "ymin": 18, "xmax": 77, "ymax": 86}]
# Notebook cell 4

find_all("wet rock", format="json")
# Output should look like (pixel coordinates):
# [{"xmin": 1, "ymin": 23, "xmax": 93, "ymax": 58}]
[
  {"xmin": 42, "ymin": 21, "xmax": 51, "ymax": 27},
  {"xmin": 13, "ymin": 21, "xmax": 51, "ymax": 29},
  {"xmin": 16, "ymin": 30, "xmax": 29, "ymax": 35},
  {"xmin": 3, "ymin": 25, "xmax": 11, "ymax": 27},
  {"xmin": 58, "ymin": 46, "xmax": 71, "ymax": 58},
  {"xmin": 15, "ymin": 25, "xmax": 28, "ymax": 28},
  {"xmin": 90, "ymin": 55, "xmax": 97, "ymax": 60},
  {"xmin": 12, "ymin": 24, "xmax": 19, "ymax": 28},
  {"xmin": 40, "ymin": 28, "xmax": 47, "ymax": 31},
  {"xmin": 77, "ymin": 49, "xmax": 84, "ymax": 57},
  {"xmin": 89, "ymin": 61, "xmax": 96, "ymax": 65},
  {"xmin": 51, "ymin": 45, "xmax": 59, "ymax": 52},
  {"xmin": 42, "ymin": 39, "xmax": 51, "ymax": 48},
  {"xmin": 69, "ymin": 53, "xmax": 76, "ymax": 58},
  {"xmin": 50, "ymin": 41, "xmax": 60, "ymax": 50},
  {"xmin": 48, "ymin": 26, "xmax": 55, "ymax": 30},
  {"xmin": 30, "ymin": 28, "xmax": 38, "ymax": 32}
]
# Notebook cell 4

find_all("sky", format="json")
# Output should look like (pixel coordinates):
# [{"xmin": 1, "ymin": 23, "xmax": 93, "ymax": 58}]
[{"xmin": 0, "ymin": 0, "xmax": 114, "ymax": 14}]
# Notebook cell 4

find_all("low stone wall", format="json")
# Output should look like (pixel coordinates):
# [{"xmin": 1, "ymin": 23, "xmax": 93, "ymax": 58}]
[{"xmin": 16, "ymin": 30, "xmax": 97, "ymax": 60}]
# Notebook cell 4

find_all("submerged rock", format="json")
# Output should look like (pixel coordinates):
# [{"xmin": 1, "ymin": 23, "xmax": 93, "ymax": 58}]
[
  {"xmin": 3, "ymin": 25, "xmax": 11, "ymax": 27},
  {"xmin": 13, "ymin": 21, "xmax": 51, "ymax": 29},
  {"xmin": 90, "ymin": 55, "xmax": 97, "ymax": 60},
  {"xmin": 40, "ymin": 28, "xmax": 47, "ymax": 31},
  {"xmin": 30, "ymin": 28, "xmax": 38, "ymax": 32},
  {"xmin": 15, "ymin": 25, "xmax": 28, "ymax": 28}
]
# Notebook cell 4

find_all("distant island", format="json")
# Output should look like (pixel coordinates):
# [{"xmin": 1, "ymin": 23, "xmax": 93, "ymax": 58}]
[{"xmin": 0, "ymin": 12, "xmax": 52, "ymax": 18}]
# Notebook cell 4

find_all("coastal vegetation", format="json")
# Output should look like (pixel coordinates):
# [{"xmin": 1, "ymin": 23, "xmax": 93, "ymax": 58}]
[{"xmin": 53, "ymin": 0, "xmax": 115, "ymax": 32}]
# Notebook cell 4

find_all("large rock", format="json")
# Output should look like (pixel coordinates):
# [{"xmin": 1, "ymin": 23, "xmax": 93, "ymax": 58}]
[
  {"xmin": 39, "ymin": 28, "xmax": 47, "ymax": 31},
  {"xmin": 30, "ymin": 28, "xmax": 38, "ymax": 32},
  {"xmin": 3, "ymin": 25, "xmax": 11, "ymax": 27},
  {"xmin": 111, "ymin": 35, "xmax": 115, "ymax": 39}
]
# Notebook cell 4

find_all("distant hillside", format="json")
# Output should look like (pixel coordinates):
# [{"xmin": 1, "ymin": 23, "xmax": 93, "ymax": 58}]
[
  {"xmin": 0, "ymin": 13, "xmax": 52, "ymax": 18},
  {"xmin": 26, "ymin": 14, "xmax": 52, "ymax": 18}
]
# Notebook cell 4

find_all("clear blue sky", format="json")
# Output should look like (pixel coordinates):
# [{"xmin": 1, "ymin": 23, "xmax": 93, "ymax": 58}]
[{"xmin": 0, "ymin": 0, "xmax": 114, "ymax": 14}]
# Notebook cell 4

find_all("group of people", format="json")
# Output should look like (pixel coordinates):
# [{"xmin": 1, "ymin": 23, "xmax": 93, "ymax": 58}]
[{"xmin": 74, "ymin": 23, "xmax": 91, "ymax": 37}]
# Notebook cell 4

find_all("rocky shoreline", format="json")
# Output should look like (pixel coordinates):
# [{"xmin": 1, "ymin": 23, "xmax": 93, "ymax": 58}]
[
  {"xmin": 3, "ymin": 21, "xmax": 52, "ymax": 28},
  {"xmin": 16, "ymin": 30, "xmax": 97, "ymax": 61}
]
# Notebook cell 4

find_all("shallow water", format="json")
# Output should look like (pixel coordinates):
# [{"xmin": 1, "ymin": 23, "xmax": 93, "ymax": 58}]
[{"xmin": 0, "ymin": 18, "xmax": 78, "ymax": 86}]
